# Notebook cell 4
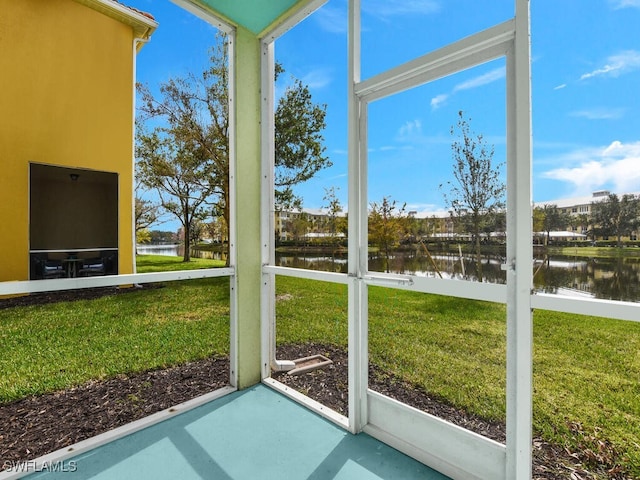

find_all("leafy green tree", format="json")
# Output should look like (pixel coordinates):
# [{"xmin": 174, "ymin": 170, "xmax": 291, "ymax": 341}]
[
  {"xmin": 442, "ymin": 111, "xmax": 505, "ymax": 280},
  {"xmin": 136, "ymin": 228, "xmax": 151, "ymax": 245},
  {"xmin": 150, "ymin": 230, "xmax": 177, "ymax": 244},
  {"xmin": 135, "ymin": 197, "xmax": 161, "ymax": 241},
  {"xmin": 134, "ymin": 163, "xmax": 163, "ymax": 253},
  {"xmin": 136, "ymin": 34, "xmax": 329, "ymax": 261},
  {"xmin": 275, "ymin": 68, "xmax": 330, "ymax": 209},
  {"xmin": 289, "ymin": 212, "xmax": 311, "ymax": 244},
  {"xmin": 136, "ymin": 124, "xmax": 219, "ymax": 261},
  {"xmin": 572, "ymin": 213, "xmax": 592, "ymax": 240},
  {"xmin": 136, "ymin": 38, "xmax": 228, "ymax": 262},
  {"xmin": 205, "ymin": 216, "xmax": 228, "ymax": 244},
  {"xmin": 591, "ymin": 193, "xmax": 639, "ymax": 246},
  {"xmin": 533, "ymin": 204, "xmax": 571, "ymax": 245},
  {"xmin": 369, "ymin": 197, "xmax": 407, "ymax": 273}
]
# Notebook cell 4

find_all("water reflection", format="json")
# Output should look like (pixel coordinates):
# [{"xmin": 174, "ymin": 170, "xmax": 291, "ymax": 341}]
[
  {"xmin": 534, "ymin": 256, "xmax": 640, "ymax": 302},
  {"xmin": 277, "ymin": 253, "xmax": 347, "ymax": 273},
  {"xmin": 136, "ymin": 244, "xmax": 640, "ymax": 303},
  {"xmin": 137, "ymin": 244, "xmax": 227, "ymax": 261},
  {"xmin": 276, "ymin": 250, "xmax": 640, "ymax": 303}
]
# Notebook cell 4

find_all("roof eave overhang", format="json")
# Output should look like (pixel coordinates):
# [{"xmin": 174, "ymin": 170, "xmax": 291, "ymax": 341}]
[
  {"xmin": 170, "ymin": 0, "xmax": 235, "ymax": 34},
  {"xmin": 73, "ymin": 0, "xmax": 158, "ymax": 46}
]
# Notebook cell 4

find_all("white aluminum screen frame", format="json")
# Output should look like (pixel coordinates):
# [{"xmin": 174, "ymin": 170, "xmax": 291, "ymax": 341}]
[
  {"xmin": 257, "ymin": 1, "xmax": 530, "ymax": 478},
  {"xmin": 259, "ymin": 1, "xmax": 638, "ymax": 479},
  {"xmin": 351, "ymin": 16, "xmax": 520, "ymax": 480}
]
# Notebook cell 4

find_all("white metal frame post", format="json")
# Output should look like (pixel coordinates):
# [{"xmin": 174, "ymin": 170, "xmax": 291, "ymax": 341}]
[
  {"xmin": 260, "ymin": 39, "xmax": 278, "ymax": 379},
  {"xmin": 258, "ymin": 1, "xmax": 329, "ymax": 380},
  {"xmin": 348, "ymin": 8, "xmax": 531, "ymax": 480},
  {"xmin": 505, "ymin": 1, "xmax": 533, "ymax": 478},
  {"xmin": 347, "ymin": 0, "xmax": 368, "ymax": 434}
]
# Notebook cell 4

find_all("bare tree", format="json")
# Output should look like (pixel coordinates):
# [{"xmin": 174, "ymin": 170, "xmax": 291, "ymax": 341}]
[
  {"xmin": 442, "ymin": 111, "xmax": 505, "ymax": 280},
  {"xmin": 322, "ymin": 187, "xmax": 345, "ymax": 255}
]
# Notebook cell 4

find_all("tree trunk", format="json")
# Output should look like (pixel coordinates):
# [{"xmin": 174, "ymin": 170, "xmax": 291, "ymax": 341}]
[
  {"xmin": 384, "ymin": 244, "xmax": 391, "ymax": 273},
  {"xmin": 183, "ymin": 213, "xmax": 191, "ymax": 262},
  {"xmin": 474, "ymin": 224, "xmax": 483, "ymax": 282}
]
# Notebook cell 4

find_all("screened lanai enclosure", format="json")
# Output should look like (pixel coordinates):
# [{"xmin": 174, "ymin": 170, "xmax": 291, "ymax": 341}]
[{"xmin": 2, "ymin": 1, "xmax": 640, "ymax": 480}]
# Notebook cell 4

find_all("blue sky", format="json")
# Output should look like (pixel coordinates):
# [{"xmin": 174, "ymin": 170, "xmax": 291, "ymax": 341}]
[{"xmin": 129, "ymin": 0, "xmax": 640, "ymax": 229}]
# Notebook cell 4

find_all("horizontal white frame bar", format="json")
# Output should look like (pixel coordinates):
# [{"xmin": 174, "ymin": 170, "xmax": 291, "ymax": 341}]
[
  {"xmin": 532, "ymin": 293, "xmax": 640, "ymax": 323},
  {"xmin": 30, "ymin": 248, "xmax": 117, "ymax": 253},
  {"xmin": 262, "ymin": 265, "xmax": 350, "ymax": 284},
  {"xmin": 0, "ymin": 268, "xmax": 234, "ymax": 296},
  {"xmin": 355, "ymin": 19, "xmax": 514, "ymax": 103},
  {"xmin": 263, "ymin": 377, "xmax": 349, "ymax": 430},
  {"xmin": 362, "ymin": 273, "xmax": 413, "ymax": 287},
  {"xmin": 366, "ymin": 273, "xmax": 507, "ymax": 304},
  {"xmin": 365, "ymin": 390, "xmax": 506, "ymax": 480},
  {"xmin": 0, "ymin": 386, "xmax": 237, "ymax": 480}
]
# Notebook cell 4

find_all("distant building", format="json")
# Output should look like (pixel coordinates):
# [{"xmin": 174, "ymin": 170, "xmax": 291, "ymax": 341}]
[
  {"xmin": 275, "ymin": 208, "xmax": 345, "ymax": 242},
  {"xmin": 535, "ymin": 190, "xmax": 640, "ymax": 241}
]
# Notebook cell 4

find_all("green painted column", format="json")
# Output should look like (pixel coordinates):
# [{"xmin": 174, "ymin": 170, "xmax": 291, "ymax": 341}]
[{"xmin": 233, "ymin": 27, "xmax": 262, "ymax": 389}]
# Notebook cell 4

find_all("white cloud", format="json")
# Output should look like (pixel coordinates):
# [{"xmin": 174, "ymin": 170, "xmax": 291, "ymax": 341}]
[
  {"xmin": 314, "ymin": 0, "xmax": 439, "ymax": 32},
  {"xmin": 610, "ymin": 0, "xmax": 640, "ymax": 8},
  {"xmin": 554, "ymin": 83, "xmax": 567, "ymax": 90},
  {"xmin": 430, "ymin": 93, "xmax": 448, "ymax": 110},
  {"xmin": 363, "ymin": 0, "xmax": 440, "ymax": 19},
  {"xmin": 580, "ymin": 50, "xmax": 640, "ymax": 80},
  {"xmin": 397, "ymin": 119, "xmax": 423, "ymax": 141},
  {"xmin": 301, "ymin": 68, "xmax": 333, "ymax": 90},
  {"xmin": 314, "ymin": 5, "xmax": 347, "ymax": 34},
  {"xmin": 429, "ymin": 66, "xmax": 505, "ymax": 110},
  {"xmin": 569, "ymin": 108, "xmax": 625, "ymax": 120},
  {"xmin": 542, "ymin": 141, "xmax": 640, "ymax": 195},
  {"xmin": 452, "ymin": 67, "xmax": 505, "ymax": 92},
  {"xmin": 275, "ymin": 68, "xmax": 331, "ymax": 102}
]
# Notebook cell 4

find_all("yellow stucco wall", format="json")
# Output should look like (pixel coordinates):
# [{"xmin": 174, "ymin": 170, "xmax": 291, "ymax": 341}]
[{"xmin": 0, "ymin": 0, "xmax": 136, "ymax": 281}]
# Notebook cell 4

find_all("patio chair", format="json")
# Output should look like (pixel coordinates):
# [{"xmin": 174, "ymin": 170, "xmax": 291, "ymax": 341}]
[
  {"xmin": 77, "ymin": 256, "xmax": 106, "ymax": 277},
  {"xmin": 32, "ymin": 256, "xmax": 66, "ymax": 279}
]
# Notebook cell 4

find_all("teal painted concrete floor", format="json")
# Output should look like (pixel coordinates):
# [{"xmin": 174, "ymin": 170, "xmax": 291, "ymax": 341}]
[{"xmin": 26, "ymin": 384, "xmax": 450, "ymax": 480}]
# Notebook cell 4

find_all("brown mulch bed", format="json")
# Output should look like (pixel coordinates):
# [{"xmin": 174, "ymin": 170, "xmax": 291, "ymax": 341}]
[
  {"xmin": 0, "ymin": 289, "xmax": 632, "ymax": 479},
  {"xmin": 0, "ymin": 357, "xmax": 230, "ymax": 466},
  {"xmin": 0, "ymin": 284, "xmax": 163, "ymax": 310},
  {"xmin": 273, "ymin": 343, "xmax": 631, "ymax": 480}
]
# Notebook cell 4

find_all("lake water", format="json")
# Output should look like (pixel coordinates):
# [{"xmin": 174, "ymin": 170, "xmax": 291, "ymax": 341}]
[{"xmin": 136, "ymin": 245, "xmax": 640, "ymax": 303}]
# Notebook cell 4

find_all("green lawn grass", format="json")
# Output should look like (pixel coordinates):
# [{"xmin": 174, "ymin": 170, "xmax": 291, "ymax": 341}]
[
  {"xmin": 274, "ymin": 276, "xmax": 640, "ymax": 476},
  {"xmin": 135, "ymin": 254, "xmax": 226, "ymax": 272},
  {"xmin": 1, "ymin": 258, "xmax": 639, "ymax": 475},
  {"xmin": 0, "ymin": 255, "xmax": 230, "ymax": 403}
]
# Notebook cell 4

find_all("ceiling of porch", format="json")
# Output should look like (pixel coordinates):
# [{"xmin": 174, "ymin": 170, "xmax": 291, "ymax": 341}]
[{"xmin": 189, "ymin": 0, "xmax": 317, "ymax": 34}]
